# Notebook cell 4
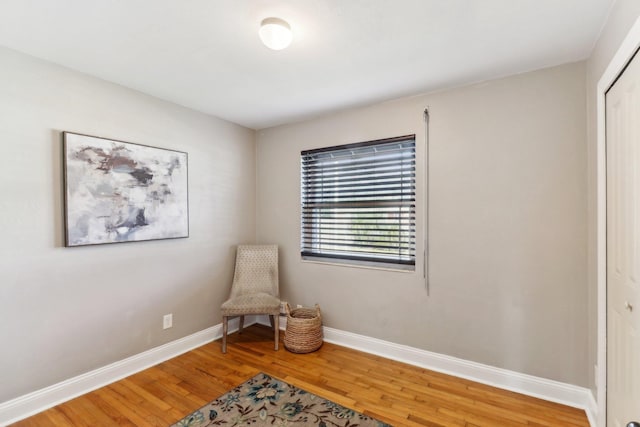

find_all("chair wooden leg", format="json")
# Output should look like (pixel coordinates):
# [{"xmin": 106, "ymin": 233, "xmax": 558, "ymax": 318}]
[
  {"xmin": 274, "ymin": 314, "xmax": 279, "ymax": 351},
  {"xmin": 239, "ymin": 315, "xmax": 244, "ymax": 333},
  {"xmin": 222, "ymin": 316, "xmax": 228, "ymax": 353}
]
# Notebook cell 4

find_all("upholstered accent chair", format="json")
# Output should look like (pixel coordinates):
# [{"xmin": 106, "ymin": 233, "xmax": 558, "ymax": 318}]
[{"xmin": 221, "ymin": 245, "xmax": 281, "ymax": 353}]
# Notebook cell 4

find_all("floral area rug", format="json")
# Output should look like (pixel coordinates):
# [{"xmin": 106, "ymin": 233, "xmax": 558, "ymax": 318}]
[{"xmin": 171, "ymin": 372, "xmax": 392, "ymax": 426}]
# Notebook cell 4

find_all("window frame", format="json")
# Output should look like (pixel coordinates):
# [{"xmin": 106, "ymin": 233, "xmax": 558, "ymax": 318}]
[{"xmin": 300, "ymin": 135, "xmax": 416, "ymax": 271}]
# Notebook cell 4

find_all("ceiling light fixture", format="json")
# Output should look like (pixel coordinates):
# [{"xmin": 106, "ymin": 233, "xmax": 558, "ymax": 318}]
[{"xmin": 259, "ymin": 17, "xmax": 292, "ymax": 50}]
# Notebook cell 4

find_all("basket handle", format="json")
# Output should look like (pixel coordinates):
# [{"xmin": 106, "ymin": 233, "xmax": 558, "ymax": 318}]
[
  {"xmin": 285, "ymin": 302, "xmax": 292, "ymax": 316},
  {"xmin": 314, "ymin": 304, "xmax": 321, "ymax": 319}
]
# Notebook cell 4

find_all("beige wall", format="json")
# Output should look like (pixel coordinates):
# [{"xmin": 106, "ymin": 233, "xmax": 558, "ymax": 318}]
[
  {"xmin": 257, "ymin": 62, "xmax": 588, "ymax": 386},
  {"xmin": 586, "ymin": 0, "xmax": 640, "ymax": 396},
  {"xmin": 0, "ymin": 47, "xmax": 256, "ymax": 402},
  {"xmin": 1, "ymin": 21, "xmax": 610, "ymax": 403}
]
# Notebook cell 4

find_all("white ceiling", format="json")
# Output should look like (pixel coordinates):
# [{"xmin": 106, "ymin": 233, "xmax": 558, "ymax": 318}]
[{"xmin": 0, "ymin": 0, "xmax": 614, "ymax": 129}]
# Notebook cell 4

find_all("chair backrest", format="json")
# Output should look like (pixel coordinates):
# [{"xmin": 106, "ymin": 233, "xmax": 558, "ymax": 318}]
[{"xmin": 229, "ymin": 245, "xmax": 279, "ymax": 298}]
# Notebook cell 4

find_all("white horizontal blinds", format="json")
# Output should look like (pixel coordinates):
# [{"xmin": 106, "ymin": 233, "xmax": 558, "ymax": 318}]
[{"xmin": 301, "ymin": 135, "xmax": 416, "ymax": 266}]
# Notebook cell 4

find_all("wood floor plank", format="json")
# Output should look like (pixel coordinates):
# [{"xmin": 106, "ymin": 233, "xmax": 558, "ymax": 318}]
[
  {"xmin": 84, "ymin": 394, "xmax": 136, "ymax": 427},
  {"xmin": 41, "ymin": 410, "xmax": 75, "ymax": 426},
  {"xmin": 11, "ymin": 324, "xmax": 589, "ymax": 426},
  {"xmin": 13, "ymin": 415, "xmax": 57, "ymax": 427}
]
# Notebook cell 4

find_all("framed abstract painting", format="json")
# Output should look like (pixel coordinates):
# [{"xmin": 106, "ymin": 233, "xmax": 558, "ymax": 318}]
[{"xmin": 63, "ymin": 132, "xmax": 189, "ymax": 247}]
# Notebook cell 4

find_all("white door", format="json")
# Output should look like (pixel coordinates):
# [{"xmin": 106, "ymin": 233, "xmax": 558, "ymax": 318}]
[{"xmin": 607, "ymin": 49, "xmax": 640, "ymax": 427}]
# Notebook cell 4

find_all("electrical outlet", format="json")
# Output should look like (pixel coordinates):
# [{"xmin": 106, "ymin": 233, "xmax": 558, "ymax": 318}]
[
  {"xmin": 296, "ymin": 304, "xmax": 303, "ymax": 308},
  {"xmin": 163, "ymin": 313, "xmax": 173, "ymax": 329}
]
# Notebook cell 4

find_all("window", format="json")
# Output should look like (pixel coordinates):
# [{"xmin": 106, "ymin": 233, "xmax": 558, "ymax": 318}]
[{"xmin": 301, "ymin": 135, "xmax": 416, "ymax": 270}]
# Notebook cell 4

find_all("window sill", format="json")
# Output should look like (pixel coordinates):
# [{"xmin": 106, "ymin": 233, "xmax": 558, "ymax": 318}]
[{"xmin": 301, "ymin": 256, "xmax": 415, "ymax": 273}]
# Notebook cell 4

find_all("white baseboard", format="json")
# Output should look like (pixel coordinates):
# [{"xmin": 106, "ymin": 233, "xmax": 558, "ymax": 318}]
[
  {"xmin": 2, "ymin": 316, "xmax": 595, "ymax": 426},
  {"xmin": 585, "ymin": 390, "xmax": 598, "ymax": 427},
  {"xmin": 0, "ymin": 317, "xmax": 250, "ymax": 426},
  {"xmin": 322, "ymin": 327, "xmax": 592, "ymax": 410},
  {"xmin": 259, "ymin": 317, "xmax": 594, "ymax": 423}
]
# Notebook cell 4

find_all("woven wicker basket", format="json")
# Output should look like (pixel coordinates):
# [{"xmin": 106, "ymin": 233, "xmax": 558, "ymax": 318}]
[{"xmin": 284, "ymin": 303, "xmax": 323, "ymax": 353}]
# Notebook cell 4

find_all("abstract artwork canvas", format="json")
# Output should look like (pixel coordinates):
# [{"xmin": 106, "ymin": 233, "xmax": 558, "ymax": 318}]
[{"xmin": 63, "ymin": 132, "xmax": 189, "ymax": 247}]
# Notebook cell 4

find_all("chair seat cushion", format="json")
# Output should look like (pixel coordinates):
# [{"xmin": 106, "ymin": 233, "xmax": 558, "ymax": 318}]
[{"xmin": 221, "ymin": 293, "xmax": 280, "ymax": 316}]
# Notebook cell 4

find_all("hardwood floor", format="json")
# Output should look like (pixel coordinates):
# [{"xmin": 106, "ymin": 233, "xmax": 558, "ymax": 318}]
[{"xmin": 12, "ymin": 324, "xmax": 589, "ymax": 426}]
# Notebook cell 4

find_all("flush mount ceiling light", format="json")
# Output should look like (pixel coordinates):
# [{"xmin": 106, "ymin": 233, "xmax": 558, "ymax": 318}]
[{"xmin": 259, "ymin": 17, "xmax": 292, "ymax": 50}]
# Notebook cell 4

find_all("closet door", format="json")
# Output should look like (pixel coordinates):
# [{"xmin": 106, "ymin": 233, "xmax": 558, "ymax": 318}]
[{"xmin": 606, "ymin": 49, "xmax": 640, "ymax": 427}]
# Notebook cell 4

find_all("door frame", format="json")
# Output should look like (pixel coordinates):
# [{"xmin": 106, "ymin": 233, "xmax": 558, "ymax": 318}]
[{"xmin": 596, "ymin": 14, "xmax": 640, "ymax": 427}]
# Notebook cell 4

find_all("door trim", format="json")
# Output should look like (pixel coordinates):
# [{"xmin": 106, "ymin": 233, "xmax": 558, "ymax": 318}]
[{"xmin": 596, "ymin": 14, "xmax": 640, "ymax": 427}]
